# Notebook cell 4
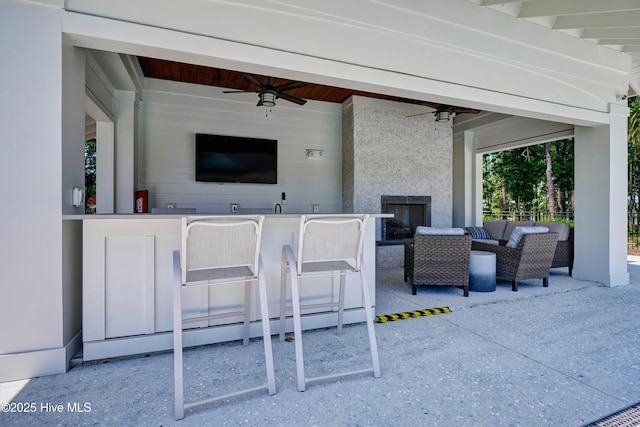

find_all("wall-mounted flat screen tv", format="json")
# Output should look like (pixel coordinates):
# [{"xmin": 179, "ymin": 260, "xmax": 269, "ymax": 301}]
[{"xmin": 195, "ymin": 134, "xmax": 277, "ymax": 184}]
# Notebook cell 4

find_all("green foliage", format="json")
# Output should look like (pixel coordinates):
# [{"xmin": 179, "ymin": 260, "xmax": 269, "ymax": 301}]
[
  {"xmin": 629, "ymin": 97, "xmax": 640, "ymax": 217},
  {"xmin": 481, "ymin": 215, "xmax": 573, "ymax": 227},
  {"xmin": 482, "ymin": 154, "xmax": 501, "ymax": 212},
  {"xmin": 483, "ymin": 139, "xmax": 574, "ymax": 218},
  {"xmin": 488, "ymin": 145, "xmax": 546, "ymax": 213},
  {"xmin": 85, "ymin": 139, "xmax": 96, "ymax": 214}
]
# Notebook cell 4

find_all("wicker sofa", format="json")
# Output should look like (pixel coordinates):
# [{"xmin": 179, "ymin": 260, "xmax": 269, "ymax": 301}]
[
  {"xmin": 468, "ymin": 220, "xmax": 574, "ymax": 276},
  {"xmin": 404, "ymin": 232, "xmax": 472, "ymax": 296}
]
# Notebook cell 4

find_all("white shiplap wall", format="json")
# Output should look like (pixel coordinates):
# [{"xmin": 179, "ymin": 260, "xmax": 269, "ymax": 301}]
[{"xmin": 140, "ymin": 78, "xmax": 342, "ymax": 214}]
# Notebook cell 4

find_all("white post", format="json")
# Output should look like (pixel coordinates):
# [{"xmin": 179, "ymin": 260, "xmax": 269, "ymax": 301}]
[
  {"xmin": 115, "ymin": 90, "xmax": 139, "ymax": 213},
  {"xmin": 573, "ymin": 104, "xmax": 629, "ymax": 286}
]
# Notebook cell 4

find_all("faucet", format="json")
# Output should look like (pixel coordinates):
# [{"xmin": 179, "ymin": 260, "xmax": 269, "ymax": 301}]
[{"xmin": 274, "ymin": 203, "xmax": 282, "ymax": 214}]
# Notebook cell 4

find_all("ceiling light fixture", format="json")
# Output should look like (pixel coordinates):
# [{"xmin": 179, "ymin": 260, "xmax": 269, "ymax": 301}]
[
  {"xmin": 258, "ymin": 90, "xmax": 277, "ymax": 107},
  {"xmin": 435, "ymin": 108, "xmax": 453, "ymax": 122}
]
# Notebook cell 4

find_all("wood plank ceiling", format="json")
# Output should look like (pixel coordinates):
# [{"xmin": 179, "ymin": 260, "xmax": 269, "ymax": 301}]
[{"xmin": 136, "ymin": 57, "xmax": 468, "ymax": 111}]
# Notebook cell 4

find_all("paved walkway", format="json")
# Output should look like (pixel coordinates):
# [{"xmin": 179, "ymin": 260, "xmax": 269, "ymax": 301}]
[{"xmin": 2, "ymin": 260, "xmax": 640, "ymax": 426}]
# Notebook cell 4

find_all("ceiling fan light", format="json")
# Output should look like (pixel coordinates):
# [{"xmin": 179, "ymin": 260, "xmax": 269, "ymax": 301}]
[
  {"xmin": 435, "ymin": 109, "xmax": 451, "ymax": 122},
  {"xmin": 258, "ymin": 91, "xmax": 277, "ymax": 107}
]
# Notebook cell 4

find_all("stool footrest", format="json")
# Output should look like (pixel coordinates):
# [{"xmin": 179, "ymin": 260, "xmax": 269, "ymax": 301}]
[
  {"xmin": 306, "ymin": 367, "xmax": 377, "ymax": 387},
  {"xmin": 184, "ymin": 383, "xmax": 273, "ymax": 411}
]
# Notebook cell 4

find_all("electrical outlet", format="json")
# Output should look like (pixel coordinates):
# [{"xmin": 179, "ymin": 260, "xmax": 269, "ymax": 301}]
[
  {"xmin": 312, "ymin": 204, "xmax": 319, "ymax": 213},
  {"xmin": 231, "ymin": 204, "xmax": 238, "ymax": 213},
  {"xmin": 167, "ymin": 203, "xmax": 176, "ymax": 209},
  {"xmin": 306, "ymin": 149, "xmax": 324, "ymax": 159}
]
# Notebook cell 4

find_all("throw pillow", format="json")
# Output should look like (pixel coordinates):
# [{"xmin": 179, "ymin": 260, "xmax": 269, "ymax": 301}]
[
  {"xmin": 415, "ymin": 226, "xmax": 465, "ymax": 236},
  {"xmin": 505, "ymin": 226, "xmax": 549, "ymax": 248},
  {"xmin": 465, "ymin": 226, "xmax": 492, "ymax": 240}
]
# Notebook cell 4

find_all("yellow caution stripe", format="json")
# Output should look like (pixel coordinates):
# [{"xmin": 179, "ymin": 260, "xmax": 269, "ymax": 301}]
[{"xmin": 375, "ymin": 307, "xmax": 451, "ymax": 323}]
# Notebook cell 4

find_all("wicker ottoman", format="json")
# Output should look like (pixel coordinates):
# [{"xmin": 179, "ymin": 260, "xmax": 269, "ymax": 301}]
[{"xmin": 469, "ymin": 250, "xmax": 496, "ymax": 292}]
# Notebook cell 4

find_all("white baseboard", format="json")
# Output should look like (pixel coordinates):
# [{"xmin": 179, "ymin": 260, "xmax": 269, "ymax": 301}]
[{"xmin": 0, "ymin": 332, "xmax": 82, "ymax": 382}]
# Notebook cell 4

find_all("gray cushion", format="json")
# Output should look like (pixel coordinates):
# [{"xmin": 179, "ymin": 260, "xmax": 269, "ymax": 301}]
[
  {"xmin": 474, "ymin": 238, "xmax": 499, "ymax": 245},
  {"xmin": 415, "ymin": 226, "xmax": 465, "ymax": 236},
  {"xmin": 505, "ymin": 226, "xmax": 549, "ymax": 248},
  {"xmin": 483, "ymin": 220, "xmax": 507, "ymax": 240},
  {"xmin": 534, "ymin": 221, "xmax": 570, "ymax": 241},
  {"xmin": 503, "ymin": 221, "xmax": 535, "ymax": 240},
  {"xmin": 465, "ymin": 226, "xmax": 492, "ymax": 240}
]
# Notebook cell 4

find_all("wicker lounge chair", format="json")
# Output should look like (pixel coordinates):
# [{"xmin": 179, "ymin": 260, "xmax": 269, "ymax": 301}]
[
  {"xmin": 404, "ymin": 234, "xmax": 472, "ymax": 296},
  {"xmin": 471, "ymin": 232, "xmax": 558, "ymax": 291}
]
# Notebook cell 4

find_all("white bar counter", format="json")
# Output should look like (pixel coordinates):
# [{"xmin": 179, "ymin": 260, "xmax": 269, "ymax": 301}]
[{"xmin": 67, "ymin": 214, "xmax": 387, "ymax": 361}]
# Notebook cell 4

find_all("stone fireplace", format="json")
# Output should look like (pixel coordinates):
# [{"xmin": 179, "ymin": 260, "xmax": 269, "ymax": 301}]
[
  {"xmin": 341, "ymin": 96, "xmax": 454, "ymax": 267},
  {"xmin": 380, "ymin": 196, "xmax": 431, "ymax": 243}
]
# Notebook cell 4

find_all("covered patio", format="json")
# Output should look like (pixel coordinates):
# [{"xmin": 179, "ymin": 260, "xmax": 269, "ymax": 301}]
[
  {"xmin": 1, "ymin": 0, "xmax": 638, "ymax": 384},
  {"xmin": 2, "ymin": 263, "xmax": 640, "ymax": 425}
]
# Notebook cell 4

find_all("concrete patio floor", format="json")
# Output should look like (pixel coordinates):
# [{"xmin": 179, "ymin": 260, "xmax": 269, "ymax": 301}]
[{"xmin": 2, "ymin": 259, "xmax": 640, "ymax": 426}]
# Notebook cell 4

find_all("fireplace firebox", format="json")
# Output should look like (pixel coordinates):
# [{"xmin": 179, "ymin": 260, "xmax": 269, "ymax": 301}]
[{"xmin": 380, "ymin": 196, "xmax": 431, "ymax": 243}]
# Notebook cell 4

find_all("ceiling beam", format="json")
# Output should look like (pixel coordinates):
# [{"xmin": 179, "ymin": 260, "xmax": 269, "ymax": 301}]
[
  {"xmin": 554, "ymin": 11, "xmax": 640, "ymax": 29},
  {"xmin": 598, "ymin": 39, "xmax": 640, "ymax": 46},
  {"xmin": 519, "ymin": 0, "xmax": 640, "ymax": 18},
  {"xmin": 582, "ymin": 27, "xmax": 640, "ymax": 38},
  {"xmin": 481, "ymin": 0, "xmax": 523, "ymax": 6}
]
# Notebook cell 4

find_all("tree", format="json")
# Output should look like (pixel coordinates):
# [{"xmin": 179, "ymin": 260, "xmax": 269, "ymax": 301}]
[
  {"xmin": 85, "ymin": 138, "xmax": 96, "ymax": 214},
  {"xmin": 544, "ymin": 142, "xmax": 555, "ymax": 218},
  {"xmin": 482, "ymin": 139, "xmax": 575, "ymax": 220},
  {"xmin": 492, "ymin": 146, "xmax": 546, "ymax": 218},
  {"xmin": 552, "ymin": 139, "xmax": 574, "ymax": 216},
  {"xmin": 628, "ymin": 97, "xmax": 640, "ymax": 232}
]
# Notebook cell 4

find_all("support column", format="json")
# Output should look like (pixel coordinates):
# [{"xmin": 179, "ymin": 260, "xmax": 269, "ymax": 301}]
[
  {"xmin": 573, "ymin": 104, "xmax": 629, "ymax": 286},
  {"xmin": 0, "ymin": 0, "xmax": 67, "ymax": 382},
  {"xmin": 96, "ymin": 121, "xmax": 115, "ymax": 213},
  {"xmin": 115, "ymin": 90, "xmax": 139, "ymax": 214},
  {"xmin": 472, "ymin": 136, "xmax": 483, "ymax": 227},
  {"xmin": 452, "ymin": 129, "xmax": 483, "ymax": 227}
]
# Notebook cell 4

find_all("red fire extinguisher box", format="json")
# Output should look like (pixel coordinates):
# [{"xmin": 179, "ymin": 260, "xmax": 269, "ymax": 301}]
[{"xmin": 135, "ymin": 190, "xmax": 148, "ymax": 213}]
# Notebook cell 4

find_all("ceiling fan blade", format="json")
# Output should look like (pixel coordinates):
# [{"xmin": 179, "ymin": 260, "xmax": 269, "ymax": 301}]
[
  {"xmin": 278, "ymin": 92, "xmax": 307, "ymax": 105},
  {"xmin": 275, "ymin": 81, "xmax": 306, "ymax": 92},
  {"xmin": 406, "ymin": 111, "xmax": 431, "ymax": 118},
  {"xmin": 242, "ymin": 73, "xmax": 265, "ymax": 89},
  {"xmin": 223, "ymin": 89, "xmax": 258, "ymax": 94}
]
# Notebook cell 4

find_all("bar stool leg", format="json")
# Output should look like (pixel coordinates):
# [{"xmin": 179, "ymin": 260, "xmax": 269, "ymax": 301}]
[
  {"xmin": 337, "ymin": 272, "xmax": 346, "ymax": 335},
  {"xmin": 242, "ymin": 280, "xmax": 250, "ymax": 346},
  {"xmin": 360, "ymin": 259, "xmax": 381, "ymax": 378},
  {"xmin": 290, "ymin": 266, "xmax": 307, "ymax": 392},
  {"xmin": 279, "ymin": 249, "xmax": 289, "ymax": 342},
  {"xmin": 172, "ymin": 251, "xmax": 185, "ymax": 420},
  {"xmin": 257, "ymin": 258, "xmax": 276, "ymax": 394}
]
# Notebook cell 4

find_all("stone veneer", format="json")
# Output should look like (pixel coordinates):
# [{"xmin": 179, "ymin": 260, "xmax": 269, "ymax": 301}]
[{"xmin": 342, "ymin": 96, "xmax": 454, "ymax": 242}]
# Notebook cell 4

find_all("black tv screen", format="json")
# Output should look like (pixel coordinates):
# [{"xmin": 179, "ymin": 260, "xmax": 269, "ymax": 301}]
[{"xmin": 195, "ymin": 134, "xmax": 277, "ymax": 184}]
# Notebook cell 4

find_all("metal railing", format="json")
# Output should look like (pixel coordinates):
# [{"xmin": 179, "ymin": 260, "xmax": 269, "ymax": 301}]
[
  {"xmin": 483, "ymin": 210, "xmax": 640, "ymax": 252},
  {"xmin": 482, "ymin": 211, "xmax": 574, "ymax": 223}
]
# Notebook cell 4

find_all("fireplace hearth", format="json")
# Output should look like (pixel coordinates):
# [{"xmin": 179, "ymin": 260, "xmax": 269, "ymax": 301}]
[{"xmin": 380, "ymin": 196, "xmax": 431, "ymax": 243}]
